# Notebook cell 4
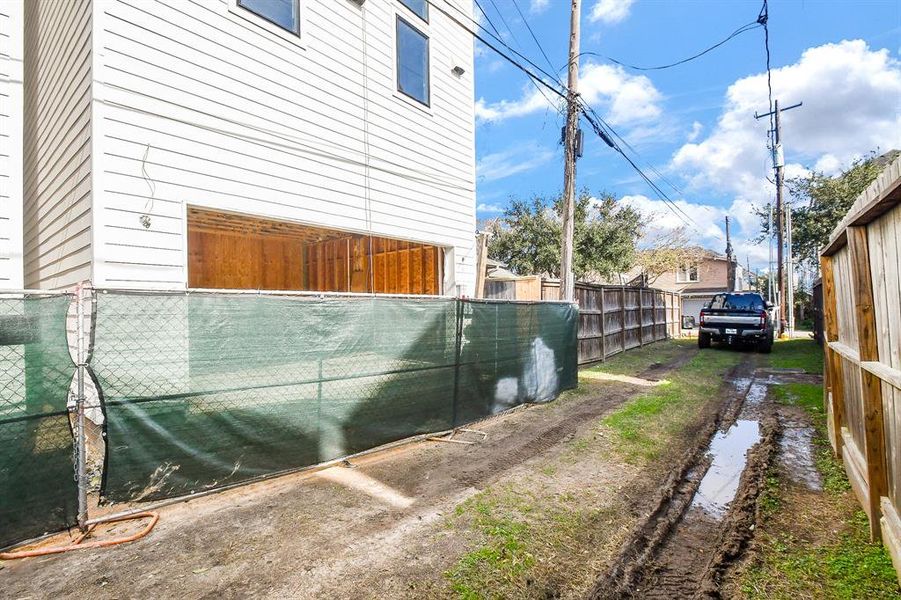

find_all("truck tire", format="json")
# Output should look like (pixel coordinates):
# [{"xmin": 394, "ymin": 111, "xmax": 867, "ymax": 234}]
[
  {"xmin": 757, "ymin": 336, "xmax": 773, "ymax": 353},
  {"xmin": 698, "ymin": 332, "xmax": 711, "ymax": 349}
]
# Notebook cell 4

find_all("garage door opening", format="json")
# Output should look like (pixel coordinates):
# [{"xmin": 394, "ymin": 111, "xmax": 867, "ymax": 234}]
[{"xmin": 187, "ymin": 207, "xmax": 444, "ymax": 294}]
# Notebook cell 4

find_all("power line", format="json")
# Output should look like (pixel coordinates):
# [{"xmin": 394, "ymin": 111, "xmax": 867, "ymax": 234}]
[
  {"xmin": 426, "ymin": 0, "xmax": 566, "ymax": 103},
  {"xmin": 509, "ymin": 0, "xmax": 558, "ymax": 81},
  {"xmin": 580, "ymin": 106, "xmax": 705, "ymax": 234},
  {"xmin": 473, "ymin": 0, "xmax": 562, "ymax": 117},
  {"xmin": 562, "ymin": 20, "xmax": 761, "ymax": 73}
]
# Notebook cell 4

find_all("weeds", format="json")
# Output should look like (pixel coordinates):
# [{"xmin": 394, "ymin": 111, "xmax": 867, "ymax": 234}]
[
  {"xmin": 768, "ymin": 338, "xmax": 824, "ymax": 374},
  {"xmin": 738, "ymin": 340, "xmax": 898, "ymax": 598},
  {"xmin": 600, "ymin": 347, "xmax": 742, "ymax": 463}
]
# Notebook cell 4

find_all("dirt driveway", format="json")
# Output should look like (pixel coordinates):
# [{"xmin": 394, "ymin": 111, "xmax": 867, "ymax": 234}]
[{"xmin": 2, "ymin": 341, "xmax": 751, "ymax": 599}]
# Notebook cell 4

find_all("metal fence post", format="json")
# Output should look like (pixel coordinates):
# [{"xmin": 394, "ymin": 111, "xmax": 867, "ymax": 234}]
[
  {"xmin": 75, "ymin": 283, "xmax": 88, "ymax": 532},
  {"xmin": 451, "ymin": 299, "xmax": 464, "ymax": 427}
]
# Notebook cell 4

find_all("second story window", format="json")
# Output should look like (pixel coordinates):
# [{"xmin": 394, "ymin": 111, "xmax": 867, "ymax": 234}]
[
  {"xmin": 396, "ymin": 17, "xmax": 430, "ymax": 106},
  {"xmin": 400, "ymin": 0, "xmax": 428, "ymax": 22},
  {"xmin": 238, "ymin": 0, "xmax": 299, "ymax": 35},
  {"xmin": 676, "ymin": 264, "xmax": 699, "ymax": 283}
]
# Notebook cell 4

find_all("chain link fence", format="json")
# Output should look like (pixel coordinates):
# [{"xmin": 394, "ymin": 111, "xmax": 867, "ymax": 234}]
[
  {"xmin": 0, "ymin": 293, "xmax": 78, "ymax": 548},
  {"xmin": 0, "ymin": 288, "xmax": 577, "ymax": 548}
]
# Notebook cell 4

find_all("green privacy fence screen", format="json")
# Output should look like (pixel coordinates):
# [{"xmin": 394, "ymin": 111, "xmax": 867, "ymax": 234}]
[
  {"xmin": 90, "ymin": 292, "xmax": 578, "ymax": 503},
  {"xmin": 0, "ymin": 295, "xmax": 77, "ymax": 548}
]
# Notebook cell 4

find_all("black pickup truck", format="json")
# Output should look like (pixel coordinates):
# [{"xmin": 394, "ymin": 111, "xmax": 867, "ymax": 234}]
[{"xmin": 698, "ymin": 292, "xmax": 775, "ymax": 353}]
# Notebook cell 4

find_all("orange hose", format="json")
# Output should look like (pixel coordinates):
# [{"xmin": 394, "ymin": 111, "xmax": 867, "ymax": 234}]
[{"xmin": 0, "ymin": 512, "xmax": 159, "ymax": 560}]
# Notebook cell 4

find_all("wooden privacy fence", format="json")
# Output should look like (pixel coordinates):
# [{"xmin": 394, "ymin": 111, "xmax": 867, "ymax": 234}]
[
  {"xmin": 820, "ymin": 155, "xmax": 901, "ymax": 580},
  {"xmin": 541, "ymin": 281, "xmax": 681, "ymax": 365}
]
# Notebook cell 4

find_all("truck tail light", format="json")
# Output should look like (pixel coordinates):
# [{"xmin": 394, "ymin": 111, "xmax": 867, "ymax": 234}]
[
  {"xmin": 759, "ymin": 311, "xmax": 767, "ymax": 327},
  {"xmin": 699, "ymin": 311, "xmax": 706, "ymax": 326}
]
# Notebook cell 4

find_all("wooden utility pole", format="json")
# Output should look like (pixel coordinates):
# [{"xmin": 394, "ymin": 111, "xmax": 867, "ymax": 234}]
[
  {"xmin": 755, "ymin": 99, "xmax": 802, "ymax": 336},
  {"xmin": 560, "ymin": 0, "xmax": 581, "ymax": 302}
]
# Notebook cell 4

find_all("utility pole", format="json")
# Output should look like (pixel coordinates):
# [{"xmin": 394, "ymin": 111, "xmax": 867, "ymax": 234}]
[
  {"xmin": 725, "ymin": 216, "xmax": 734, "ymax": 292},
  {"xmin": 560, "ymin": 0, "xmax": 581, "ymax": 302},
  {"xmin": 755, "ymin": 99, "xmax": 802, "ymax": 336},
  {"xmin": 767, "ymin": 203, "xmax": 774, "ymax": 303}
]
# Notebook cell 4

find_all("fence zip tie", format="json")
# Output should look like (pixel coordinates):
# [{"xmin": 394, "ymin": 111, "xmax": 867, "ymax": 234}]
[{"xmin": 0, "ymin": 512, "xmax": 159, "ymax": 560}]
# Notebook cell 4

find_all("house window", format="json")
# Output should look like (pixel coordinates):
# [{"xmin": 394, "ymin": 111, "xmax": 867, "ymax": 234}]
[
  {"xmin": 396, "ymin": 17, "xmax": 430, "ymax": 106},
  {"xmin": 676, "ymin": 264, "xmax": 699, "ymax": 283},
  {"xmin": 400, "ymin": 0, "xmax": 428, "ymax": 22},
  {"xmin": 238, "ymin": 0, "xmax": 299, "ymax": 35}
]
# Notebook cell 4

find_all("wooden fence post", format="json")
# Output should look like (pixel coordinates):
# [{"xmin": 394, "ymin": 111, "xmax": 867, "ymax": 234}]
[
  {"xmin": 638, "ymin": 289, "xmax": 644, "ymax": 347},
  {"xmin": 600, "ymin": 286, "xmax": 607, "ymax": 361},
  {"xmin": 820, "ymin": 254, "xmax": 844, "ymax": 459},
  {"xmin": 848, "ymin": 226, "xmax": 888, "ymax": 542},
  {"xmin": 620, "ymin": 286, "xmax": 627, "ymax": 353}
]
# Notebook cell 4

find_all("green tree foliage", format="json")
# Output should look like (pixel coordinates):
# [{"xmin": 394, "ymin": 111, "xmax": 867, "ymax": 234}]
[
  {"xmin": 757, "ymin": 151, "xmax": 896, "ymax": 268},
  {"xmin": 486, "ymin": 190, "xmax": 642, "ymax": 280}
]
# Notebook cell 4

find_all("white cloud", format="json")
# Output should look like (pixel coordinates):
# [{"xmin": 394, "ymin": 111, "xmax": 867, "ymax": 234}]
[
  {"xmin": 589, "ymin": 0, "xmax": 635, "ymax": 24},
  {"xmin": 474, "ymin": 85, "xmax": 559, "ymax": 122},
  {"xmin": 579, "ymin": 62, "xmax": 662, "ymax": 125},
  {"xmin": 530, "ymin": 0, "xmax": 549, "ymax": 14},
  {"xmin": 474, "ymin": 61, "xmax": 662, "ymax": 127},
  {"xmin": 687, "ymin": 121, "xmax": 703, "ymax": 142},
  {"xmin": 477, "ymin": 203, "xmax": 505, "ymax": 213},
  {"xmin": 673, "ymin": 40, "xmax": 901, "ymax": 202},
  {"xmin": 667, "ymin": 40, "xmax": 901, "ymax": 269},
  {"xmin": 476, "ymin": 144, "xmax": 556, "ymax": 181}
]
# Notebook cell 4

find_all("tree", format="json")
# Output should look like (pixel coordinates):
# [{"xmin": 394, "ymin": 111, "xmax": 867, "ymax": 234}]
[
  {"xmin": 633, "ymin": 227, "xmax": 708, "ymax": 286},
  {"xmin": 487, "ymin": 190, "xmax": 642, "ymax": 281},
  {"xmin": 756, "ymin": 151, "xmax": 897, "ymax": 269}
]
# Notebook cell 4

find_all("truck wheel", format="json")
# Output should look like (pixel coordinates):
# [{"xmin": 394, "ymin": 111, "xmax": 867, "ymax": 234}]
[
  {"xmin": 698, "ymin": 332, "xmax": 711, "ymax": 349},
  {"xmin": 757, "ymin": 337, "xmax": 773, "ymax": 353}
]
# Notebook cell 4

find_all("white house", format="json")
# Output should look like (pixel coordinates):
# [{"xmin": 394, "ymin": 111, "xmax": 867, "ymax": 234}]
[
  {"xmin": 16, "ymin": 0, "xmax": 477, "ymax": 295},
  {"xmin": 0, "ymin": 0, "xmax": 24, "ymax": 288}
]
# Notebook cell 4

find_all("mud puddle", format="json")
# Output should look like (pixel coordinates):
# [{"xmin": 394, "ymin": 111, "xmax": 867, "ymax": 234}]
[
  {"xmin": 691, "ymin": 419, "xmax": 761, "ymax": 518},
  {"xmin": 592, "ymin": 360, "xmax": 802, "ymax": 600}
]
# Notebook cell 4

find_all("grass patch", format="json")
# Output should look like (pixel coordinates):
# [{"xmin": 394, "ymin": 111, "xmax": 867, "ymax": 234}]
[
  {"xmin": 599, "ymin": 347, "xmax": 743, "ymax": 463},
  {"xmin": 446, "ymin": 492, "xmax": 535, "ymax": 599},
  {"xmin": 737, "ymin": 351, "xmax": 898, "ymax": 598},
  {"xmin": 445, "ymin": 487, "xmax": 602, "ymax": 598},
  {"xmin": 741, "ymin": 510, "xmax": 899, "ymax": 599},
  {"xmin": 768, "ymin": 338, "xmax": 823, "ymax": 374}
]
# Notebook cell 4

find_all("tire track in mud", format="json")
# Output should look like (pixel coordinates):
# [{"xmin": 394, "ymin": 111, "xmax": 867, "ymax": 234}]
[{"xmin": 588, "ymin": 354, "xmax": 785, "ymax": 600}]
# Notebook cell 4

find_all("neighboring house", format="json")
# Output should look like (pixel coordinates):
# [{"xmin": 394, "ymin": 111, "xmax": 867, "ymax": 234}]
[
  {"xmin": 0, "ymin": 1, "xmax": 24, "ymax": 288},
  {"xmin": 15, "ymin": 0, "xmax": 476, "ymax": 294},
  {"xmin": 650, "ymin": 249, "xmax": 746, "ymax": 325}
]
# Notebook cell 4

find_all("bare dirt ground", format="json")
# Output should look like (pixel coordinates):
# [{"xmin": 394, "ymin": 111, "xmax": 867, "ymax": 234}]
[{"xmin": 2, "ymin": 344, "xmax": 707, "ymax": 600}]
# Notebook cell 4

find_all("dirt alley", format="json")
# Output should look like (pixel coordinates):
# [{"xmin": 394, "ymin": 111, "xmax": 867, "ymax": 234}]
[{"xmin": 1, "ymin": 343, "xmax": 760, "ymax": 599}]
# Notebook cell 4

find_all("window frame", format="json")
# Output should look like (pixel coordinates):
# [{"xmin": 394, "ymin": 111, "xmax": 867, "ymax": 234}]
[
  {"xmin": 395, "ymin": 15, "xmax": 431, "ymax": 108},
  {"xmin": 237, "ymin": 0, "xmax": 300, "ymax": 35},
  {"xmin": 228, "ymin": 0, "xmax": 306, "ymax": 47},
  {"xmin": 399, "ymin": 0, "xmax": 429, "ymax": 23},
  {"xmin": 676, "ymin": 263, "xmax": 700, "ymax": 283}
]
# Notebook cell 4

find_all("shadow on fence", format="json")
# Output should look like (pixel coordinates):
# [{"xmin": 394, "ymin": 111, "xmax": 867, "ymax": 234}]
[{"xmin": 0, "ymin": 290, "xmax": 577, "ymax": 549}]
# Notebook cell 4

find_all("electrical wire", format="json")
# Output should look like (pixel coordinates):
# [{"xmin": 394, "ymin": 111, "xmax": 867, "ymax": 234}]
[
  {"xmin": 470, "ymin": 0, "xmax": 563, "ymax": 117},
  {"xmin": 561, "ymin": 20, "xmax": 761, "ymax": 73},
  {"xmin": 509, "ymin": 0, "xmax": 559, "ymax": 82},
  {"xmin": 426, "ymin": 0, "xmax": 565, "ymax": 98},
  {"xmin": 580, "ymin": 106, "xmax": 705, "ymax": 234}
]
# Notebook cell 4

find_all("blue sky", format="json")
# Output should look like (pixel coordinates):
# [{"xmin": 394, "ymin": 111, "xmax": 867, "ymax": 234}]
[{"xmin": 472, "ymin": 0, "xmax": 901, "ymax": 269}]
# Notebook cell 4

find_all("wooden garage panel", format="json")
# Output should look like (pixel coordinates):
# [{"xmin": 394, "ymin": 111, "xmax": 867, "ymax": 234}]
[{"xmin": 188, "ymin": 207, "xmax": 443, "ymax": 294}]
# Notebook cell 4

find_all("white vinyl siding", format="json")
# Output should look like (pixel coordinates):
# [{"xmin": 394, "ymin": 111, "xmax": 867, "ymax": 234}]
[
  {"xmin": 0, "ymin": 1, "xmax": 24, "ymax": 288},
  {"xmin": 23, "ymin": 0, "xmax": 93, "ymax": 289},
  {"xmin": 91, "ymin": 0, "xmax": 477, "ymax": 293}
]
